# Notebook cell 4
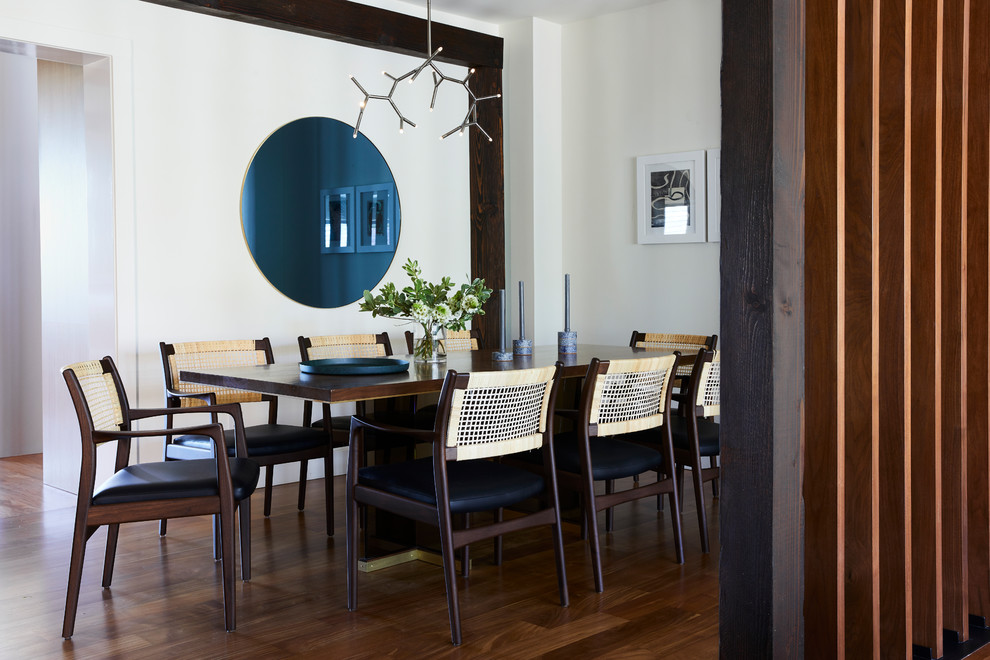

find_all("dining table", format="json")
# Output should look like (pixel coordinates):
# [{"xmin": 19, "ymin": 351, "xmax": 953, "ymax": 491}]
[
  {"xmin": 178, "ymin": 343, "xmax": 678, "ymax": 405},
  {"xmin": 179, "ymin": 343, "xmax": 685, "ymax": 569}
]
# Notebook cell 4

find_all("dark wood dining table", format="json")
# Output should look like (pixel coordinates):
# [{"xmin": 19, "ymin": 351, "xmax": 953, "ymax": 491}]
[{"xmin": 179, "ymin": 344, "xmax": 666, "ymax": 404}]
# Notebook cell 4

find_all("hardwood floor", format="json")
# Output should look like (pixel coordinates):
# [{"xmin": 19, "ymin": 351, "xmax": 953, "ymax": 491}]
[{"xmin": 0, "ymin": 454, "xmax": 718, "ymax": 658}]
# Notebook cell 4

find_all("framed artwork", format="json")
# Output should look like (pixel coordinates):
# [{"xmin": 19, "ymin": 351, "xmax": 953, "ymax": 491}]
[
  {"xmin": 706, "ymin": 148, "xmax": 721, "ymax": 242},
  {"xmin": 636, "ymin": 150, "xmax": 707, "ymax": 244},
  {"xmin": 320, "ymin": 186, "xmax": 355, "ymax": 254},
  {"xmin": 356, "ymin": 183, "xmax": 396, "ymax": 253}
]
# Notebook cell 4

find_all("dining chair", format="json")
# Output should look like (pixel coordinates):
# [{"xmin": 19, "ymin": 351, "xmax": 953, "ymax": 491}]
[
  {"xmin": 404, "ymin": 328, "xmax": 484, "ymax": 428},
  {"xmin": 61, "ymin": 356, "xmax": 260, "ymax": 638},
  {"xmin": 628, "ymin": 331, "xmax": 717, "ymax": 389},
  {"xmin": 515, "ymin": 353, "xmax": 684, "ymax": 592},
  {"xmin": 159, "ymin": 339, "xmax": 334, "ymax": 554},
  {"xmin": 345, "ymin": 364, "xmax": 569, "ymax": 646},
  {"xmin": 670, "ymin": 348, "xmax": 721, "ymax": 553},
  {"xmin": 297, "ymin": 332, "xmax": 395, "ymax": 440}
]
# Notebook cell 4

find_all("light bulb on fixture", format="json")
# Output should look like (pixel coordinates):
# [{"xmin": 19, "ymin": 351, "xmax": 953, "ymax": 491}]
[{"xmin": 347, "ymin": 0, "xmax": 500, "ymax": 142}]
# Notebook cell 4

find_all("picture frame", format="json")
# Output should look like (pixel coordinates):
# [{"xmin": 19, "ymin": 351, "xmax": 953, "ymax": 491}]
[
  {"xmin": 706, "ymin": 148, "xmax": 721, "ymax": 242},
  {"xmin": 636, "ymin": 150, "xmax": 707, "ymax": 244},
  {"xmin": 320, "ymin": 186, "xmax": 355, "ymax": 254},
  {"xmin": 356, "ymin": 183, "xmax": 396, "ymax": 253}
]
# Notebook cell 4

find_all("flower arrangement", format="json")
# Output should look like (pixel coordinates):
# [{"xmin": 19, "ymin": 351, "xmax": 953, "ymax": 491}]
[{"xmin": 360, "ymin": 258, "xmax": 492, "ymax": 361}]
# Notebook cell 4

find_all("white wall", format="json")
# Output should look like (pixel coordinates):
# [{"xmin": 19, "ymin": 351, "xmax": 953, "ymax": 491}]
[
  {"xmin": 0, "ymin": 0, "xmax": 488, "ymax": 483},
  {"xmin": 560, "ymin": 0, "xmax": 722, "ymax": 345},
  {"xmin": 0, "ymin": 51, "xmax": 42, "ymax": 458}
]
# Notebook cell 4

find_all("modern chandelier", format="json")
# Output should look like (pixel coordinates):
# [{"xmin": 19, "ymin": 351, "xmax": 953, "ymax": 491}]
[{"xmin": 349, "ymin": 0, "xmax": 501, "ymax": 142}]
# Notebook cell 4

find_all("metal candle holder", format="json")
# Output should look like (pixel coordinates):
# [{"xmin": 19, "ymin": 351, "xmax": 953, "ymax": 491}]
[
  {"xmin": 558, "ymin": 274, "xmax": 576, "ymax": 353},
  {"xmin": 513, "ymin": 281, "xmax": 533, "ymax": 357},
  {"xmin": 493, "ymin": 288, "xmax": 513, "ymax": 361}
]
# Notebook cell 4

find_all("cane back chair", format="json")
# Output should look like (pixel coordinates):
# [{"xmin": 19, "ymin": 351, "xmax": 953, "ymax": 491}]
[
  {"xmin": 527, "ymin": 353, "xmax": 684, "ymax": 592},
  {"xmin": 346, "ymin": 364, "xmax": 569, "ymax": 645},
  {"xmin": 61, "ymin": 357, "xmax": 259, "ymax": 638},
  {"xmin": 628, "ymin": 331, "xmax": 717, "ymax": 388},
  {"xmin": 404, "ymin": 327, "xmax": 484, "ymax": 354},
  {"xmin": 671, "ymin": 348, "xmax": 721, "ymax": 552},
  {"xmin": 160, "ymin": 339, "xmax": 333, "ymax": 551}
]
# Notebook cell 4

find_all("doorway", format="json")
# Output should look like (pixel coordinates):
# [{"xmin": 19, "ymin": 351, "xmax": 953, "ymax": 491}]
[{"xmin": 0, "ymin": 41, "xmax": 116, "ymax": 493}]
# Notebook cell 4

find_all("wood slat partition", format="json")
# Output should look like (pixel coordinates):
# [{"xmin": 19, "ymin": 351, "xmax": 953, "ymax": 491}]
[
  {"xmin": 806, "ymin": 0, "xmax": 989, "ymax": 656},
  {"xmin": 967, "ymin": 0, "xmax": 990, "ymax": 626}
]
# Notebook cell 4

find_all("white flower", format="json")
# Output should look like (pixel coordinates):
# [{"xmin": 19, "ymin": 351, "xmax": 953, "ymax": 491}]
[
  {"xmin": 433, "ymin": 303, "xmax": 453, "ymax": 324},
  {"xmin": 461, "ymin": 294, "xmax": 480, "ymax": 313},
  {"xmin": 411, "ymin": 302, "xmax": 431, "ymax": 323}
]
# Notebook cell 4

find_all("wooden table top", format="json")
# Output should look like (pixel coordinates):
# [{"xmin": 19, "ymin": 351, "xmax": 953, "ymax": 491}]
[{"xmin": 180, "ymin": 344, "xmax": 664, "ymax": 404}]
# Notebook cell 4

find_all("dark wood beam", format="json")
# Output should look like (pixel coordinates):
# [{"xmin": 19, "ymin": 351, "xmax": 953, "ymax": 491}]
[
  {"xmin": 137, "ymin": 0, "xmax": 502, "ymax": 68},
  {"xmin": 468, "ymin": 66, "xmax": 505, "ymax": 347},
  {"xmin": 720, "ymin": 0, "xmax": 804, "ymax": 656}
]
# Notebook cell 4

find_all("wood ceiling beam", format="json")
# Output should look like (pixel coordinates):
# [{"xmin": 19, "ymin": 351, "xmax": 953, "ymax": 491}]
[{"xmin": 137, "ymin": 0, "xmax": 502, "ymax": 69}]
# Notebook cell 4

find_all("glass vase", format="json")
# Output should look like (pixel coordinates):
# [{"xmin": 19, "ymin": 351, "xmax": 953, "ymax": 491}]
[{"xmin": 413, "ymin": 322, "xmax": 447, "ymax": 363}]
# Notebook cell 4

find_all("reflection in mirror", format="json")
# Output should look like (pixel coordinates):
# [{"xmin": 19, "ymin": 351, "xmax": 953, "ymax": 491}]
[{"xmin": 242, "ymin": 117, "xmax": 401, "ymax": 308}]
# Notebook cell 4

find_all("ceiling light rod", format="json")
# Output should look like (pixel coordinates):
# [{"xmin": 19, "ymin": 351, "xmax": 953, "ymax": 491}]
[{"xmin": 349, "ymin": 0, "xmax": 500, "ymax": 142}]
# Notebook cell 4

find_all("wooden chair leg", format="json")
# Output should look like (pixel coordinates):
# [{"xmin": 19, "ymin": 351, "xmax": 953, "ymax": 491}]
[
  {"xmin": 676, "ymin": 465, "xmax": 686, "ymax": 513},
  {"xmin": 346, "ymin": 490, "xmax": 359, "ymax": 611},
  {"xmin": 460, "ymin": 514, "xmax": 470, "ymax": 578},
  {"xmin": 219, "ymin": 494, "xmax": 236, "ymax": 632},
  {"xmin": 213, "ymin": 514, "xmax": 221, "ymax": 561},
  {"xmin": 238, "ymin": 498, "xmax": 252, "ymax": 581},
  {"xmin": 710, "ymin": 456, "xmax": 720, "ymax": 497},
  {"xmin": 297, "ymin": 460, "xmax": 308, "ymax": 511},
  {"xmin": 324, "ymin": 455, "xmax": 334, "ymax": 536},
  {"xmin": 159, "ymin": 518, "xmax": 168, "ymax": 536},
  {"xmin": 62, "ymin": 521, "xmax": 93, "ymax": 639},
  {"xmin": 605, "ymin": 480, "xmax": 614, "ymax": 532},
  {"xmin": 439, "ymin": 516, "xmax": 462, "ymax": 645},
  {"xmin": 692, "ymin": 458, "xmax": 710, "ymax": 553},
  {"xmin": 586, "ymin": 491, "xmax": 604, "ymax": 593},
  {"xmin": 662, "ymin": 443, "xmax": 685, "ymax": 564},
  {"xmin": 263, "ymin": 467, "xmax": 274, "ymax": 517},
  {"xmin": 101, "ymin": 523, "xmax": 120, "ymax": 588},
  {"xmin": 493, "ymin": 508, "xmax": 503, "ymax": 566}
]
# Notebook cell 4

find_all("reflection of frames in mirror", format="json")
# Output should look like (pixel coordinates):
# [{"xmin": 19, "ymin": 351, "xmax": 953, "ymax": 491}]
[{"xmin": 242, "ymin": 117, "xmax": 401, "ymax": 308}]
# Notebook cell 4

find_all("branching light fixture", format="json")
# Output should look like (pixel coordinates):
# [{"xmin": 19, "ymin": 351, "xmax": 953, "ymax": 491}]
[{"xmin": 349, "ymin": 0, "xmax": 501, "ymax": 142}]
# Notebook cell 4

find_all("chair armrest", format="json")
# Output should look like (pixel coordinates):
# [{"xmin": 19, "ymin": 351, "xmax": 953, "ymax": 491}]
[
  {"xmin": 130, "ymin": 403, "xmax": 249, "ymax": 458},
  {"xmin": 349, "ymin": 415, "xmax": 436, "ymax": 441},
  {"xmin": 165, "ymin": 388, "xmax": 218, "ymax": 406}
]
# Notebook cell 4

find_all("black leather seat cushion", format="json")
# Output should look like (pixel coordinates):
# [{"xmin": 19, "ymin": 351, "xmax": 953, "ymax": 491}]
[
  {"xmin": 92, "ymin": 458, "xmax": 260, "ymax": 505},
  {"xmin": 516, "ymin": 433, "xmax": 664, "ymax": 481},
  {"xmin": 168, "ymin": 424, "xmax": 328, "ymax": 457},
  {"xmin": 358, "ymin": 457, "xmax": 546, "ymax": 515},
  {"xmin": 670, "ymin": 416, "xmax": 720, "ymax": 456}
]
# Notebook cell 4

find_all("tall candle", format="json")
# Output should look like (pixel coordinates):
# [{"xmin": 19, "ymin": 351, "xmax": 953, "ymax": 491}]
[
  {"xmin": 499, "ymin": 289, "xmax": 506, "ymax": 351},
  {"xmin": 518, "ymin": 281, "xmax": 526, "ymax": 339},
  {"xmin": 565, "ymin": 273, "xmax": 571, "ymax": 331}
]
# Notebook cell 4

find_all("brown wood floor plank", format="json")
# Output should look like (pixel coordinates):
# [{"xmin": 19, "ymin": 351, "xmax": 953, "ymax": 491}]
[{"xmin": 0, "ymin": 455, "xmax": 718, "ymax": 658}]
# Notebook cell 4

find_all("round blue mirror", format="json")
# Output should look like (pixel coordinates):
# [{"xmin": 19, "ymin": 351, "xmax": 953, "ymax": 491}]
[{"xmin": 242, "ymin": 117, "xmax": 401, "ymax": 308}]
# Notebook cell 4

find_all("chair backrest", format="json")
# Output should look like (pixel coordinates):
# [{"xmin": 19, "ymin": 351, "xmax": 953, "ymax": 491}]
[
  {"xmin": 160, "ymin": 339, "xmax": 272, "ymax": 407},
  {"xmin": 689, "ymin": 349, "xmax": 721, "ymax": 417},
  {"xmin": 63, "ymin": 358, "xmax": 127, "ymax": 436},
  {"xmin": 405, "ymin": 328, "xmax": 483, "ymax": 354},
  {"xmin": 298, "ymin": 333, "xmax": 392, "ymax": 360},
  {"xmin": 437, "ymin": 365, "xmax": 559, "ymax": 461},
  {"xmin": 629, "ymin": 331, "xmax": 717, "ymax": 377},
  {"xmin": 582, "ymin": 354, "xmax": 679, "ymax": 437}
]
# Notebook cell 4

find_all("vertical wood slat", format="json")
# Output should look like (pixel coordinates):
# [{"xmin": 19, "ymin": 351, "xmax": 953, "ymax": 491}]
[
  {"xmin": 940, "ymin": 0, "xmax": 968, "ymax": 642},
  {"xmin": 909, "ymin": 0, "xmax": 943, "ymax": 654},
  {"xmin": 877, "ymin": 0, "xmax": 911, "ymax": 654},
  {"xmin": 843, "ymin": 0, "xmax": 880, "ymax": 655},
  {"xmin": 967, "ymin": 0, "xmax": 990, "ymax": 624},
  {"xmin": 805, "ymin": 0, "xmax": 841, "ymax": 652},
  {"xmin": 806, "ymin": 0, "xmax": 990, "ymax": 654}
]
